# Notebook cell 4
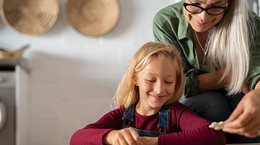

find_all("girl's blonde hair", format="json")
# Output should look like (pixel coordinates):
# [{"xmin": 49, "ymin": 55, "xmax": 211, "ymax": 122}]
[
  {"xmin": 206, "ymin": 0, "xmax": 255, "ymax": 94},
  {"xmin": 114, "ymin": 42, "xmax": 184, "ymax": 108}
]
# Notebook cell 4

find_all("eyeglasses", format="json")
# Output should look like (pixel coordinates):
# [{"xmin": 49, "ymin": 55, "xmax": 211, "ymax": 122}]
[{"xmin": 183, "ymin": 3, "xmax": 228, "ymax": 15}]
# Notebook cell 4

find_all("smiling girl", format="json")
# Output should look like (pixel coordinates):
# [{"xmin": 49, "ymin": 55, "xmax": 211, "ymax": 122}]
[{"xmin": 70, "ymin": 42, "xmax": 225, "ymax": 145}]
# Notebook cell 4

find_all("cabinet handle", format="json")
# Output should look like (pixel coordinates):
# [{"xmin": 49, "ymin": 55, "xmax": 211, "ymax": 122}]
[{"xmin": 0, "ymin": 101, "xmax": 6, "ymax": 130}]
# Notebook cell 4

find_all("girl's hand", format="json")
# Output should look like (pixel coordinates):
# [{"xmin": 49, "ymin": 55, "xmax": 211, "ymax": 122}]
[
  {"xmin": 223, "ymin": 85, "xmax": 260, "ymax": 137},
  {"xmin": 140, "ymin": 137, "xmax": 158, "ymax": 145},
  {"xmin": 103, "ymin": 127, "xmax": 144, "ymax": 145}
]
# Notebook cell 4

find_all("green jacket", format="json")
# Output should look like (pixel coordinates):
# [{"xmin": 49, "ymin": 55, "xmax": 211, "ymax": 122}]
[{"xmin": 153, "ymin": 1, "xmax": 260, "ymax": 98}]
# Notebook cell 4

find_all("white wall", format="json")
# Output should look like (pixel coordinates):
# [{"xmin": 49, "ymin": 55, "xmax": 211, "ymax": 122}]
[{"xmin": 0, "ymin": 0, "xmax": 179, "ymax": 145}]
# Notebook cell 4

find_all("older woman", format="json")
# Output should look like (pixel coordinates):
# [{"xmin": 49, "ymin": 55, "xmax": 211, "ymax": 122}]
[{"xmin": 153, "ymin": 0, "xmax": 260, "ymax": 143}]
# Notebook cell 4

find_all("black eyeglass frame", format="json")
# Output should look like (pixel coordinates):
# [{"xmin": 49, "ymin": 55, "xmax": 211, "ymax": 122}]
[{"xmin": 183, "ymin": 3, "xmax": 228, "ymax": 15}]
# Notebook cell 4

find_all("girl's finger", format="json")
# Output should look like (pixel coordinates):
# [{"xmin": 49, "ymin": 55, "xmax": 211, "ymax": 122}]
[
  {"xmin": 129, "ymin": 128, "xmax": 141, "ymax": 142},
  {"xmin": 123, "ymin": 128, "xmax": 139, "ymax": 145},
  {"xmin": 118, "ymin": 136, "xmax": 129, "ymax": 145}
]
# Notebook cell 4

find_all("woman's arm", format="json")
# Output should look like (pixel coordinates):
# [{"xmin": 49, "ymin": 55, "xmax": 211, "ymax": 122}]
[
  {"xmin": 198, "ymin": 67, "xmax": 230, "ymax": 90},
  {"xmin": 223, "ymin": 80, "xmax": 260, "ymax": 137}
]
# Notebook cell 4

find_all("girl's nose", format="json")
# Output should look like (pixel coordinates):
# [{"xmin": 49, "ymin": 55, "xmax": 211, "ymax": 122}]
[{"xmin": 153, "ymin": 82, "xmax": 164, "ymax": 93}]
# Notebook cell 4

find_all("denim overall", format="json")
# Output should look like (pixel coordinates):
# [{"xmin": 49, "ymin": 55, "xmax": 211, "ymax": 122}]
[{"xmin": 122, "ymin": 105, "xmax": 169, "ymax": 137}]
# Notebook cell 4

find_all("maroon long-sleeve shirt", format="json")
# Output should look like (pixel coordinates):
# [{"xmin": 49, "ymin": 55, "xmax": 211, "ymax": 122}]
[{"xmin": 70, "ymin": 102, "xmax": 225, "ymax": 145}]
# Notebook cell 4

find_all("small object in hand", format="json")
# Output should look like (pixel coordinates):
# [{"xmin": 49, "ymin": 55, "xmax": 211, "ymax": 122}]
[{"xmin": 209, "ymin": 121, "xmax": 224, "ymax": 130}]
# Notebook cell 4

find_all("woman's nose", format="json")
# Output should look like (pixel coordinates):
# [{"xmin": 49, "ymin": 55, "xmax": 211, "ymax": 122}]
[{"xmin": 198, "ymin": 10, "xmax": 209, "ymax": 21}]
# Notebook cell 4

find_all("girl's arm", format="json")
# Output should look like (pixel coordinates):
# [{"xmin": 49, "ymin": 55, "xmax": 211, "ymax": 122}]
[
  {"xmin": 70, "ymin": 107, "xmax": 144, "ymax": 145},
  {"xmin": 158, "ymin": 104, "xmax": 226, "ymax": 145},
  {"xmin": 70, "ymin": 108, "xmax": 123, "ymax": 145}
]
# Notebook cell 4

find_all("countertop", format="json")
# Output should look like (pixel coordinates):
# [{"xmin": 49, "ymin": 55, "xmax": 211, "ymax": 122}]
[{"xmin": 0, "ymin": 58, "xmax": 29, "ymax": 73}]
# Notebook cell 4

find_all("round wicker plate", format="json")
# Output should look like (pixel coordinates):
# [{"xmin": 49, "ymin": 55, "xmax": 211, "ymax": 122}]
[
  {"xmin": 0, "ymin": 0, "xmax": 59, "ymax": 35},
  {"xmin": 67, "ymin": 0, "xmax": 120, "ymax": 36}
]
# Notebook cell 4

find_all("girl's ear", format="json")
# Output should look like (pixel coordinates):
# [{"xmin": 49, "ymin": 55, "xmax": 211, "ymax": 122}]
[{"xmin": 133, "ymin": 72, "xmax": 139, "ymax": 86}]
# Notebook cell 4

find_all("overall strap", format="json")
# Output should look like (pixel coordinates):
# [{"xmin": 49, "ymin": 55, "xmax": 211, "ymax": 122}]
[
  {"xmin": 122, "ymin": 105, "xmax": 135, "ymax": 127},
  {"xmin": 122, "ymin": 105, "xmax": 169, "ymax": 135},
  {"xmin": 158, "ymin": 105, "xmax": 169, "ymax": 134}
]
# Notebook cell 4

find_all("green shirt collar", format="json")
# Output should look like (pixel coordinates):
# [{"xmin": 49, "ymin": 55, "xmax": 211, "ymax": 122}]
[{"xmin": 177, "ymin": 1, "xmax": 193, "ymax": 40}]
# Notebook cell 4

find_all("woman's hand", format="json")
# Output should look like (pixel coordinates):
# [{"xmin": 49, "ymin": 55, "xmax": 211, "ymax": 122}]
[
  {"xmin": 223, "ymin": 82, "xmax": 260, "ymax": 137},
  {"xmin": 103, "ymin": 127, "xmax": 144, "ymax": 145}
]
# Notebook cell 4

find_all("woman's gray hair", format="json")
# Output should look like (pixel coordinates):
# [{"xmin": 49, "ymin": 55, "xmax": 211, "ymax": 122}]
[{"xmin": 206, "ymin": 0, "xmax": 255, "ymax": 94}]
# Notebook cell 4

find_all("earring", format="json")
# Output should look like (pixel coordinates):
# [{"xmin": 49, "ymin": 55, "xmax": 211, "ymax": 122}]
[{"xmin": 134, "ymin": 80, "xmax": 138, "ymax": 86}]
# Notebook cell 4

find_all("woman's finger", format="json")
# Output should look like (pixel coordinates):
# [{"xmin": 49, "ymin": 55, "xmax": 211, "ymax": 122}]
[
  {"xmin": 225, "ymin": 101, "xmax": 244, "ymax": 123},
  {"xmin": 244, "ymin": 122, "xmax": 260, "ymax": 138},
  {"xmin": 243, "ymin": 118, "xmax": 260, "ymax": 134},
  {"xmin": 226, "ymin": 108, "xmax": 253, "ymax": 128},
  {"xmin": 224, "ymin": 116, "xmax": 260, "ymax": 138},
  {"xmin": 223, "ymin": 118, "xmax": 252, "ymax": 134}
]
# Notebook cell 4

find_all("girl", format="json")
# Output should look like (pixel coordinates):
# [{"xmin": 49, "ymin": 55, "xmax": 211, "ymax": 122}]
[{"xmin": 70, "ymin": 42, "xmax": 225, "ymax": 145}]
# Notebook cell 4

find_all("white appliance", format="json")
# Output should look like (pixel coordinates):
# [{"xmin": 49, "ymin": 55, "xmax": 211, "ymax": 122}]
[{"xmin": 0, "ymin": 69, "xmax": 15, "ymax": 145}]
